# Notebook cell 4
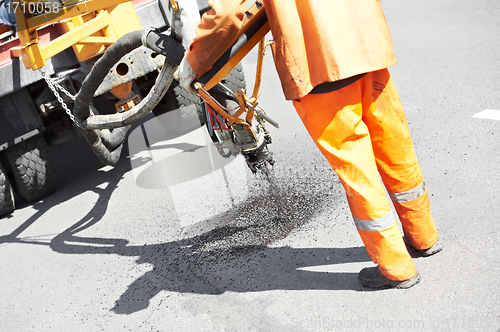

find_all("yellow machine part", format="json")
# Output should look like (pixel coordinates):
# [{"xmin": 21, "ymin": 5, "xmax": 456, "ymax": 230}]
[
  {"xmin": 16, "ymin": 0, "xmax": 142, "ymax": 69},
  {"xmin": 59, "ymin": 2, "xmax": 142, "ymax": 63}
]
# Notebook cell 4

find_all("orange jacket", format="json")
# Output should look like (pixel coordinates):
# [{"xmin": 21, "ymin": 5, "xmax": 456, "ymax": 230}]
[{"xmin": 186, "ymin": 0, "xmax": 396, "ymax": 100}]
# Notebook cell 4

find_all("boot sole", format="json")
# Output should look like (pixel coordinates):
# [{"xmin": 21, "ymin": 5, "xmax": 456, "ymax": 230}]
[
  {"xmin": 394, "ymin": 273, "xmax": 421, "ymax": 289},
  {"xmin": 404, "ymin": 238, "xmax": 443, "ymax": 258},
  {"xmin": 359, "ymin": 273, "xmax": 421, "ymax": 289},
  {"xmin": 420, "ymin": 241, "xmax": 443, "ymax": 257}
]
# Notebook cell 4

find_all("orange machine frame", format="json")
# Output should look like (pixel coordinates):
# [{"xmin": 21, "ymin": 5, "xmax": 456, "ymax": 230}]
[{"xmin": 193, "ymin": 2, "xmax": 276, "ymax": 137}]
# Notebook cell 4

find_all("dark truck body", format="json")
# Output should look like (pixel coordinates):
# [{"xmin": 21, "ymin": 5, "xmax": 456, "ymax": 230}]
[{"xmin": 0, "ymin": 0, "xmax": 209, "ymax": 217}]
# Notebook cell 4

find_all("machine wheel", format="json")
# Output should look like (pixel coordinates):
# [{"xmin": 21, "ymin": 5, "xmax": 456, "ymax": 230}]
[
  {"xmin": 0, "ymin": 161, "xmax": 15, "ymax": 217},
  {"xmin": 152, "ymin": 63, "xmax": 246, "ymax": 133},
  {"xmin": 5, "ymin": 134, "xmax": 58, "ymax": 203}
]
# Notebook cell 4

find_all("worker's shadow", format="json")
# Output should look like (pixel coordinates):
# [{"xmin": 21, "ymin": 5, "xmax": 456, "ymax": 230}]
[{"xmin": 49, "ymin": 170, "xmax": 373, "ymax": 315}]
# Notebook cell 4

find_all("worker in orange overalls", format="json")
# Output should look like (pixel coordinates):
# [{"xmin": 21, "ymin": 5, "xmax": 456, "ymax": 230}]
[{"xmin": 174, "ymin": 0, "xmax": 442, "ymax": 289}]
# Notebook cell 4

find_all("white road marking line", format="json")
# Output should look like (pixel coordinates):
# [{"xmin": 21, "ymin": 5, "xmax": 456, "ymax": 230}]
[{"xmin": 473, "ymin": 109, "xmax": 500, "ymax": 121}]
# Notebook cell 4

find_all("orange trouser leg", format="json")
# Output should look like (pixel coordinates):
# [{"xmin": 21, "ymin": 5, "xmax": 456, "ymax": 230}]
[
  {"xmin": 293, "ymin": 78, "xmax": 417, "ymax": 281},
  {"xmin": 357, "ymin": 220, "xmax": 417, "ymax": 280},
  {"xmin": 393, "ymin": 190, "xmax": 438, "ymax": 249},
  {"xmin": 360, "ymin": 69, "xmax": 438, "ymax": 250}
]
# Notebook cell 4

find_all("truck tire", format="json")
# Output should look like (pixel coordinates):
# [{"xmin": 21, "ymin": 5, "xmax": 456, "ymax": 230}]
[
  {"xmin": 5, "ymin": 134, "xmax": 58, "ymax": 203},
  {"xmin": 153, "ymin": 63, "xmax": 246, "ymax": 133},
  {"xmin": 0, "ymin": 161, "xmax": 15, "ymax": 217}
]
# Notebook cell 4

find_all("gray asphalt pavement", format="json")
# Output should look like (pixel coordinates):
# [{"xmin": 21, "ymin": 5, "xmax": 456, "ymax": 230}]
[{"xmin": 1, "ymin": 0, "xmax": 499, "ymax": 331}]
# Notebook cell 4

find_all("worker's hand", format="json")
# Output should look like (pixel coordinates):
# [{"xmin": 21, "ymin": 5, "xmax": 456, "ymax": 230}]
[{"xmin": 173, "ymin": 57, "xmax": 197, "ymax": 94}]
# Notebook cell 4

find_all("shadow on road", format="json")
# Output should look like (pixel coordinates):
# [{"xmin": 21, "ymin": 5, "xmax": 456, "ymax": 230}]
[
  {"xmin": 47, "ymin": 171, "xmax": 371, "ymax": 315},
  {"xmin": 0, "ymin": 133, "xmax": 131, "ymax": 246},
  {"xmin": 1, "ymin": 118, "xmax": 371, "ymax": 316}
]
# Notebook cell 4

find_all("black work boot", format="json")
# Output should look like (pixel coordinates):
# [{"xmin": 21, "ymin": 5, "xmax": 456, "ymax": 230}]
[
  {"xmin": 405, "ymin": 238, "xmax": 443, "ymax": 257},
  {"xmin": 418, "ymin": 240, "xmax": 443, "ymax": 257},
  {"xmin": 358, "ymin": 266, "xmax": 420, "ymax": 289}
]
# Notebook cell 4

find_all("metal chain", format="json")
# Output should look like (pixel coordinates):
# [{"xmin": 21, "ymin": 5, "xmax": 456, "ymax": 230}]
[{"xmin": 39, "ymin": 70, "xmax": 85, "ymax": 128}]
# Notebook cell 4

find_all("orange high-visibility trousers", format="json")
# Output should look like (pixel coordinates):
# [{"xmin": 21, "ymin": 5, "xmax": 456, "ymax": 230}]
[{"xmin": 293, "ymin": 69, "xmax": 438, "ymax": 281}]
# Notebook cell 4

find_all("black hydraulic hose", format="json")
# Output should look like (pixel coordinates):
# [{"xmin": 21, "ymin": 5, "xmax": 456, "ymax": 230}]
[
  {"xmin": 75, "ymin": 30, "xmax": 184, "ymax": 130},
  {"xmin": 80, "ymin": 129, "xmax": 126, "ymax": 166},
  {"xmin": 73, "ymin": 29, "xmax": 184, "ymax": 165},
  {"xmin": 100, "ymin": 127, "xmax": 129, "ymax": 151},
  {"xmin": 74, "ymin": 30, "xmax": 144, "ymax": 123},
  {"xmin": 73, "ymin": 30, "xmax": 144, "ymax": 165}
]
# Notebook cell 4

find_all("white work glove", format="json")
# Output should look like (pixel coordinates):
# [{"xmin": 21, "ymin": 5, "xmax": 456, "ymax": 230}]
[
  {"xmin": 172, "ymin": 0, "xmax": 201, "ymax": 94},
  {"xmin": 173, "ymin": 56, "xmax": 197, "ymax": 94},
  {"xmin": 177, "ymin": 0, "xmax": 201, "ymax": 50}
]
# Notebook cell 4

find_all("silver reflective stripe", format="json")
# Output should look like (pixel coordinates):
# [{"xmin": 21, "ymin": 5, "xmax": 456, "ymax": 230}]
[
  {"xmin": 388, "ymin": 181, "xmax": 426, "ymax": 203},
  {"xmin": 353, "ymin": 211, "xmax": 394, "ymax": 232}
]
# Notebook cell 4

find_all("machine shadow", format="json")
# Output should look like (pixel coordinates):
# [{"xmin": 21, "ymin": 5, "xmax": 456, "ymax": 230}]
[
  {"xmin": 48, "ymin": 167, "xmax": 372, "ymax": 315},
  {"xmin": 0, "ymin": 114, "xmax": 191, "ymax": 245},
  {"xmin": 0, "ymin": 132, "xmax": 132, "ymax": 245},
  {"xmin": 2, "ymin": 113, "xmax": 373, "ymax": 315}
]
